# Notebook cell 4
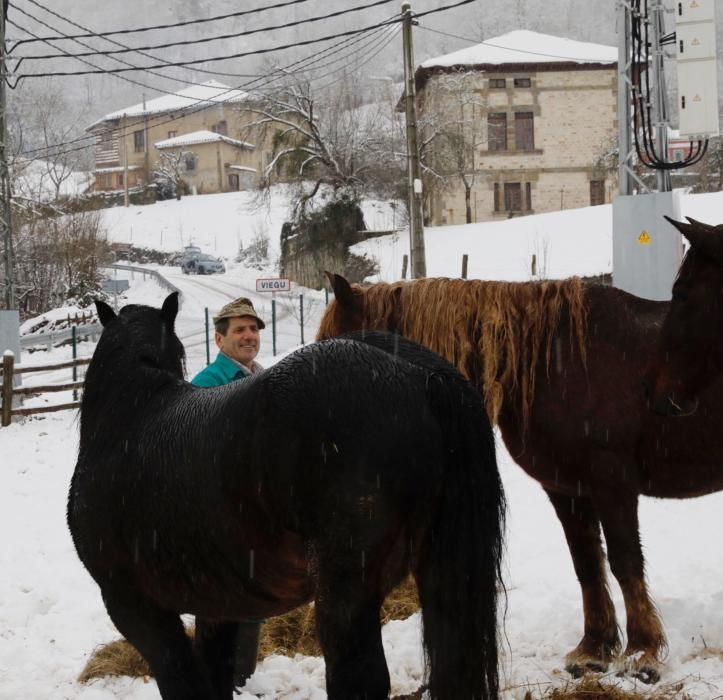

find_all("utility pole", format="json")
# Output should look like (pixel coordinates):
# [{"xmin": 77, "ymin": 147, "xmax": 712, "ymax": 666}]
[
  {"xmin": 617, "ymin": 1, "xmax": 635, "ymax": 196},
  {"xmin": 0, "ymin": 0, "xmax": 15, "ymax": 309},
  {"xmin": 122, "ymin": 113, "xmax": 129, "ymax": 207},
  {"xmin": 650, "ymin": 0, "xmax": 671, "ymax": 192},
  {"xmin": 401, "ymin": 2, "xmax": 426, "ymax": 278},
  {"xmin": 142, "ymin": 93, "xmax": 149, "ymax": 183}
]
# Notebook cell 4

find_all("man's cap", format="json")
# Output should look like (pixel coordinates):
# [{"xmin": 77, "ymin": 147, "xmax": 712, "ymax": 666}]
[{"xmin": 213, "ymin": 297, "xmax": 266, "ymax": 329}]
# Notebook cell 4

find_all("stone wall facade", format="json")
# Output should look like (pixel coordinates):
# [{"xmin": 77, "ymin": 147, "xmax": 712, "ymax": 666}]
[{"xmin": 419, "ymin": 63, "xmax": 618, "ymax": 225}]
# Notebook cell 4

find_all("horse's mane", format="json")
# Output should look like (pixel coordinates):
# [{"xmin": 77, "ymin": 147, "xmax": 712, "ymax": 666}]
[{"xmin": 333, "ymin": 277, "xmax": 588, "ymax": 430}]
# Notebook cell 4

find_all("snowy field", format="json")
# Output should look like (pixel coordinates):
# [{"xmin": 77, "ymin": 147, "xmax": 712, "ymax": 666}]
[{"xmin": 2, "ymin": 188, "xmax": 723, "ymax": 699}]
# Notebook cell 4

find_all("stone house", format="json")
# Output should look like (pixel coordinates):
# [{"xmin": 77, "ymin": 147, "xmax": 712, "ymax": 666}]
[
  {"xmin": 416, "ymin": 31, "xmax": 619, "ymax": 225},
  {"xmin": 87, "ymin": 80, "xmax": 274, "ymax": 194}
]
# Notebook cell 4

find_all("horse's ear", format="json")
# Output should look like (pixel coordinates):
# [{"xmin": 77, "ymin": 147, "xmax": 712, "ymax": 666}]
[
  {"xmin": 325, "ymin": 272, "xmax": 355, "ymax": 307},
  {"xmin": 684, "ymin": 216, "xmax": 716, "ymax": 231},
  {"xmin": 666, "ymin": 216, "xmax": 723, "ymax": 261},
  {"xmin": 665, "ymin": 216, "xmax": 705, "ymax": 248},
  {"xmin": 95, "ymin": 300, "xmax": 117, "ymax": 327},
  {"xmin": 161, "ymin": 292, "xmax": 179, "ymax": 328}
]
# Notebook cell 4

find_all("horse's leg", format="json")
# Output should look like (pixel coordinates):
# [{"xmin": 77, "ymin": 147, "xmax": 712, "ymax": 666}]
[
  {"xmin": 102, "ymin": 586, "xmax": 215, "ymax": 700},
  {"xmin": 591, "ymin": 471, "xmax": 666, "ymax": 683},
  {"xmin": 233, "ymin": 620, "xmax": 262, "ymax": 688},
  {"xmin": 314, "ymin": 556, "xmax": 389, "ymax": 700},
  {"xmin": 193, "ymin": 619, "xmax": 260, "ymax": 698},
  {"xmin": 545, "ymin": 489, "xmax": 621, "ymax": 676}
]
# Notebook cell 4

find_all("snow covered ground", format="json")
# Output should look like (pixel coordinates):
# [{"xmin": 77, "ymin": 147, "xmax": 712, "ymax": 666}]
[{"xmin": 2, "ymin": 188, "xmax": 723, "ymax": 699}]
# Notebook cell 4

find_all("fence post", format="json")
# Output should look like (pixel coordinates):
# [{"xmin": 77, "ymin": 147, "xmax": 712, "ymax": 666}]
[
  {"xmin": 299, "ymin": 294, "xmax": 304, "ymax": 345},
  {"xmin": 2, "ymin": 351, "xmax": 14, "ymax": 427},
  {"xmin": 272, "ymin": 298, "xmax": 277, "ymax": 356},
  {"xmin": 204, "ymin": 307, "xmax": 210, "ymax": 366},
  {"xmin": 72, "ymin": 327, "xmax": 78, "ymax": 401},
  {"xmin": 531, "ymin": 254, "xmax": 537, "ymax": 278},
  {"xmin": 461, "ymin": 254, "xmax": 469, "ymax": 280},
  {"xmin": 401, "ymin": 254, "xmax": 409, "ymax": 279}
]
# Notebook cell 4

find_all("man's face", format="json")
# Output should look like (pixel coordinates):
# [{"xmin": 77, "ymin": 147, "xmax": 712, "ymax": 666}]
[{"xmin": 215, "ymin": 315, "xmax": 260, "ymax": 368}]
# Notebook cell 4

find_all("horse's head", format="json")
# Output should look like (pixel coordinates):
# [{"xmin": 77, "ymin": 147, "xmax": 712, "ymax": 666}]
[
  {"xmin": 94, "ymin": 292, "xmax": 186, "ymax": 379},
  {"xmin": 643, "ymin": 217, "xmax": 723, "ymax": 416},
  {"xmin": 316, "ymin": 272, "xmax": 369, "ymax": 340},
  {"xmin": 316, "ymin": 272, "xmax": 405, "ymax": 341}
]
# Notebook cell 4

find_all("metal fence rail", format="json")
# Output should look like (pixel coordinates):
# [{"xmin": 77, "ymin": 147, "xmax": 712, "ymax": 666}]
[{"xmin": 20, "ymin": 323, "xmax": 102, "ymax": 351}]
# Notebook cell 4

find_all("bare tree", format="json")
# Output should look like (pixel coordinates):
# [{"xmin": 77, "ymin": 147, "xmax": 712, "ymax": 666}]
[
  {"xmin": 13, "ymin": 209, "xmax": 111, "ymax": 317},
  {"xmin": 152, "ymin": 150, "xmax": 195, "ymax": 200},
  {"xmin": 8, "ymin": 80, "xmax": 91, "ymax": 204},
  {"xmin": 242, "ymin": 72, "xmax": 403, "ymax": 215},
  {"xmin": 418, "ymin": 71, "xmax": 487, "ymax": 224}
]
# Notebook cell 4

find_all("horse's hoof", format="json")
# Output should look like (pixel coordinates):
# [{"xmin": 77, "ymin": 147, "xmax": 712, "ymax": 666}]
[
  {"xmin": 565, "ymin": 656, "xmax": 609, "ymax": 678},
  {"xmin": 632, "ymin": 665, "xmax": 660, "ymax": 685},
  {"xmin": 616, "ymin": 652, "xmax": 661, "ymax": 684}
]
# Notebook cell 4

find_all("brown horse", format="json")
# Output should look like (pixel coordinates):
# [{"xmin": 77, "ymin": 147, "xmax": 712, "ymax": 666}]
[
  {"xmin": 645, "ymin": 217, "xmax": 723, "ymax": 416},
  {"xmin": 317, "ymin": 264, "xmax": 723, "ymax": 684}
]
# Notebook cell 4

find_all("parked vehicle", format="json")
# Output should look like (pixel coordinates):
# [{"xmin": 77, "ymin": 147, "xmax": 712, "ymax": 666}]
[{"xmin": 182, "ymin": 253, "xmax": 225, "ymax": 275}]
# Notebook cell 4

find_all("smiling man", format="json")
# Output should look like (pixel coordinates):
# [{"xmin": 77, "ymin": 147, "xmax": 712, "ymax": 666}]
[{"xmin": 191, "ymin": 296, "xmax": 266, "ymax": 388}]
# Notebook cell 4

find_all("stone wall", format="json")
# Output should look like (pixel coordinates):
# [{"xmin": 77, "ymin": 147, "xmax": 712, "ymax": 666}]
[{"xmin": 279, "ymin": 199, "xmax": 381, "ymax": 290}]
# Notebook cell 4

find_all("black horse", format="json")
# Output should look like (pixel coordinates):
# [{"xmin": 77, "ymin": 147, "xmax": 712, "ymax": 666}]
[{"xmin": 68, "ymin": 293, "xmax": 504, "ymax": 700}]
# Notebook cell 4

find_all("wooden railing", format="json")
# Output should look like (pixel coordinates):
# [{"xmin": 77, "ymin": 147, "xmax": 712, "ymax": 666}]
[{"xmin": 1, "ymin": 353, "xmax": 91, "ymax": 427}]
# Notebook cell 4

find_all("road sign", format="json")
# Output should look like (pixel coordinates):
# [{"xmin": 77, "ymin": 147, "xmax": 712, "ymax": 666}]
[{"xmin": 256, "ymin": 278, "xmax": 291, "ymax": 292}]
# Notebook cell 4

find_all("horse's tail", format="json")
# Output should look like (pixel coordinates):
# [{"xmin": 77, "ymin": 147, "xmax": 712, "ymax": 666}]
[{"xmin": 417, "ymin": 371, "xmax": 505, "ymax": 700}]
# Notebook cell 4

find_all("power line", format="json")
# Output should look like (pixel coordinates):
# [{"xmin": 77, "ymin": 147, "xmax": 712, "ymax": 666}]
[
  {"xmin": 16, "ymin": 0, "xmax": 398, "ymax": 62},
  {"xmin": 7, "ymin": 9, "xmax": 265, "ymax": 107},
  {"xmin": 15, "ymin": 16, "xmax": 402, "ymax": 79},
  {"xmin": 7, "ymin": 15, "xmax": 266, "ymax": 106},
  {"xmin": 15, "ymin": 0, "xmax": 268, "ymax": 82},
  {"xmin": 9, "ymin": 0, "xmax": 319, "ymax": 49},
  {"xmin": 297, "ymin": 24, "xmax": 401, "ymax": 94}
]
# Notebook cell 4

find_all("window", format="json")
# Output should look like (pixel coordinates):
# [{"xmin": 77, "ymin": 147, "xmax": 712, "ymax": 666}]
[
  {"xmin": 228, "ymin": 173, "xmax": 239, "ymax": 190},
  {"xmin": 525, "ymin": 182, "xmax": 532, "ymax": 211},
  {"xmin": 133, "ymin": 130, "xmax": 145, "ymax": 153},
  {"xmin": 488, "ymin": 113, "xmax": 507, "ymax": 151},
  {"xmin": 494, "ymin": 183, "xmax": 501, "ymax": 212},
  {"xmin": 590, "ymin": 180, "xmax": 605, "ymax": 206},
  {"xmin": 184, "ymin": 153, "xmax": 197, "ymax": 172},
  {"xmin": 489, "ymin": 78, "xmax": 506, "ymax": 89},
  {"xmin": 212, "ymin": 121, "xmax": 228, "ymax": 136},
  {"xmin": 514, "ymin": 112, "xmax": 534, "ymax": 151},
  {"xmin": 514, "ymin": 77, "xmax": 531, "ymax": 88},
  {"xmin": 167, "ymin": 130, "xmax": 178, "ymax": 139},
  {"xmin": 504, "ymin": 183, "xmax": 522, "ymax": 212}
]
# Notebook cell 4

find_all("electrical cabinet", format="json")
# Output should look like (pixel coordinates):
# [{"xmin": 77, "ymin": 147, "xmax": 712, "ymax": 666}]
[
  {"xmin": 675, "ymin": 0, "xmax": 715, "ymax": 23},
  {"xmin": 675, "ymin": 0, "xmax": 719, "ymax": 138}
]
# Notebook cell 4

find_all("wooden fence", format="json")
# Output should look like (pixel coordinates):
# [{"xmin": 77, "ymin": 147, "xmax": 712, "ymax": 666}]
[{"xmin": 1, "ymin": 353, "xmax": 91, "ymax": 427}]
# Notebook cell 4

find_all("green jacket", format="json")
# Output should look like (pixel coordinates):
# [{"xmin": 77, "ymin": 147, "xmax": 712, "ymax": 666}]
[{"xmin": 191, "ymin": 352, "xmax": 252, "ymax": 388}]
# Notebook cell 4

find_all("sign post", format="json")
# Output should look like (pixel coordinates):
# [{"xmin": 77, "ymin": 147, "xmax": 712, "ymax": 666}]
[{"xmin": 256, "ymin": 278, "xmax": 291, "ymax": 357}]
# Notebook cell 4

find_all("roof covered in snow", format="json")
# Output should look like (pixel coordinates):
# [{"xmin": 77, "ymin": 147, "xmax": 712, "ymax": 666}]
[
  {"xmin": 154, "ymin": 130, "xmax": 255, "ymax": 150},
  {"xmin": 89, "ymin": 81, "xmax": 251, "ymax": 129},
  {"xmin": 420, "ymin": 30, "xmax": 617, "ymax": 69}
]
